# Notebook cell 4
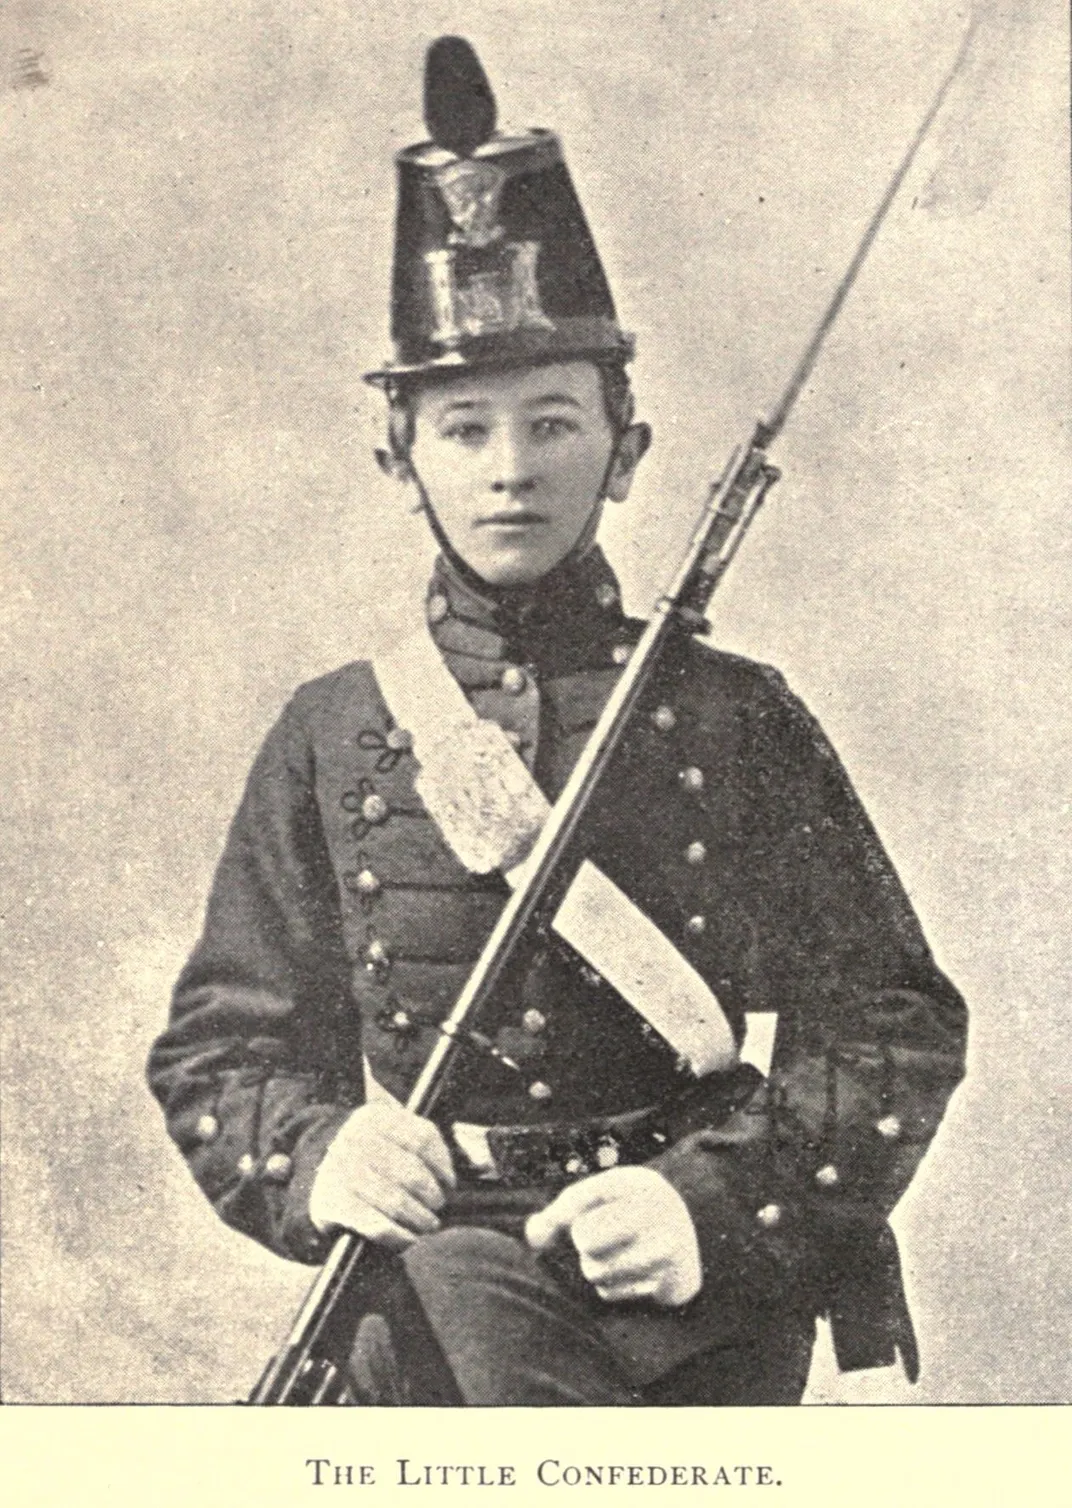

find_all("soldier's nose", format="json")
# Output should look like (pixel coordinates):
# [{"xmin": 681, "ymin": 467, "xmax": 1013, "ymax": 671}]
[
  {"xmin": 491, "ymin": 474, "xmax": 537, "ymax": 495},
  {"xmin": 489, "ymin": 430, "xmax": 538, "ymax": 495}
]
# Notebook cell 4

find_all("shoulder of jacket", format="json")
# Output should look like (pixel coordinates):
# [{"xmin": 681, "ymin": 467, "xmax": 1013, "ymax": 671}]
[
  {"xmin": 271, "ymin": 661, "xmax": 389, "ymax": 751},
  {"xmin": 287, "ymin": 659, "xmax": 381, "ymax": 717},
  {"xmin": 682, "ymin": 639, "xmax": 791, "ymax": 703}
]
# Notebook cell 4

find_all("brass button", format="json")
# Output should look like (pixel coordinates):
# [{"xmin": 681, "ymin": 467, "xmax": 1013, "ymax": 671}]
[
  {"xmin": 361, "ymin": 793, "xmax": 389, "ymax": 824},
  {"xmin": 365, "ymin": 939, "xmax": 390, "ymax": 972},
  {"xmin": 195, "ymin": 1114, "xmax": 219, "ymax": 1144},
  {"xmin": 679, "ymin": 766, "xmax": 704, "ymax": 793},
  {"xmin": 595, "ymin": 582, "xmax": 618, "ymax": 609},
  {"xmin": 522, "ymin": 1008, "xmax": 547, "ymax": 1035},
  {"xmin": 501, "ymin": 665, "xmax": 528, "ymax": 695},
  {"xmin": 353, "ymin": 869, "xmax": 381, "ymax": 896},
  {"xmin": 596, "ymin": 1140, "xmax": 620, "ymax": 1169},
  {"xmin": 264, "ymin": 1152, "xmax": 293, "ymax": 1182},
  {"xmin": 755, "ymin": 1203, "xmax": 782, "ymax": 1230},
  {"xmin": 815, "ymin": 1164, "xmax": 840, "ymax": 1188},
  {"xmin": 528, "ymin": 1080, "xmax": 552, "ymax": 1103},
  {"xmin": 611, "ymin": 644, "xmax": 632, "ymax": 666},
  {"xmin": 564, "ymin": 1154, "xmax": 587, "ymax": 1177},
  {"xmin": 876, "ymin": 1114, "xmax": 903, "ymax": 1141},
  {"xmin": 389, "ymin": 1008, "xmax": 412, "ymax": 1032},
  {"xmin": 427, "ymin": 593, "xmax": 449, "ymax": 624},
  {"xmin": 385, "ymin": 725, "xmax": 412, "ymax": 752},
  {"xmin": 236, "ymin": 1153, "xmax": 255, "ymax": 1177},
  {"xmin": 686, "ymin": 914, "xmax": 707, "ymax": 937},
  {"xmin": 685, "ymin": 840, "xmax": 707, "ymax": 866},
  {"xmin": 652, "ymin": 704, "xmax": 676, "ymax": 732}
]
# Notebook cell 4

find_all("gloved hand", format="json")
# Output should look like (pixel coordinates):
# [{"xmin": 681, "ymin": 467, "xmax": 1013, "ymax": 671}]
[
  {"xmin": 308, "ymin": 1099, "xmax": 456, "ymax": 1250},
  {"xmin": 524, "ymin": 1164, "xmax": 702, "ymax": 1307}
]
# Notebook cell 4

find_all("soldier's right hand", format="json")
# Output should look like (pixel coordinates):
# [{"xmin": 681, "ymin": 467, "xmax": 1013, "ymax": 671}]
[{"xmin": 308, "ymin": 1099, "xmax": 456, "ymax": 1250}]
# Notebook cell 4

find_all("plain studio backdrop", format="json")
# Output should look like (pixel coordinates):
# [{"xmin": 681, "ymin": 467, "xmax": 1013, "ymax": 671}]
[{"xmin": 1, "ymin": 0, "xmax": 1068, "ymax": 1404}]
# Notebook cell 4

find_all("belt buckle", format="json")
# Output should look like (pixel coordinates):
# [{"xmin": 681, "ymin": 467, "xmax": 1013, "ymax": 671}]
[{"xmin": 453, "ymin": 1106, "xmax": 667, "ymax": 1187}]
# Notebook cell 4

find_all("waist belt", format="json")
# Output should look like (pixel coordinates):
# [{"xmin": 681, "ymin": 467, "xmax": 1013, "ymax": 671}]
[
  {"xmin": 451, "ymin": 1104, "xmax": 669, "ymax": 1186},
  {"xmin": 449, "ymin": 1064, "xmax": 764, "ymax": 1187}
]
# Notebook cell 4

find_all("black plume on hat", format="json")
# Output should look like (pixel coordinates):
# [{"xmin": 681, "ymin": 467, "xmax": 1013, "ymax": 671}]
[{"xmin": 424, "ymin": 36, "xmax": 497, "ymax": 158}]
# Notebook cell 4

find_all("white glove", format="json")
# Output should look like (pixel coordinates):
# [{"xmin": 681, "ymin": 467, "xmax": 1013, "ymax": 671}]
[
  {"xmin": 308, "ymin": 1099, "xmax": 456, "ymax": 1251},
  {"xmin": 524, "ymin": 1165, "xmax": 702, "ymax": 1308}
]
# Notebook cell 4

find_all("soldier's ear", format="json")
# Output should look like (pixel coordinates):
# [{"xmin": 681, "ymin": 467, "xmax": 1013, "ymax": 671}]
[
  {"xmin": 375, "ymin": 447, "xmax": 413, "ymax": 482},
  {"xmin": 605, "ymin": 422, "xmax": 652, "ymax": 503}
]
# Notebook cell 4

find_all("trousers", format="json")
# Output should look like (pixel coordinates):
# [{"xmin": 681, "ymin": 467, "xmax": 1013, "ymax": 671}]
[{"xmin": 344, "ymin": 1224, "xmax": 815, "ymax": 1407}]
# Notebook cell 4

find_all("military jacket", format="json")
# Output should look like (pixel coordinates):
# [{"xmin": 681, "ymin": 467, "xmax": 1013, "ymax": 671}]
[{"xmin": 148, "ymin": 547, "xmax": 967, "ymax": 1379}]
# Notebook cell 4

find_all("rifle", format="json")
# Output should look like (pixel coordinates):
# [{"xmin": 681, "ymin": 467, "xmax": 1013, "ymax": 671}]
[{"xmin": 248, "ymin": 20, "xmax": 978, "ymax": 1405}]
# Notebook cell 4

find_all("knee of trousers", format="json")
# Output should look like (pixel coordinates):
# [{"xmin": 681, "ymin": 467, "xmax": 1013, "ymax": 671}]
[
  {"xmin": 403, "ymin": 1225, "xmax": 535, "ymax": 1293},
  {"xmin": 399, "ymin": 1225, "xmax": 637, "ymax": 1406}
]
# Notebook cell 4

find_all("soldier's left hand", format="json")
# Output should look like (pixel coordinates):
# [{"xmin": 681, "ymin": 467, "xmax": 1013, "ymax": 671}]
[{"xmin": 524, "ymin": 1165, "xmax": 702, "ymax": 1307}]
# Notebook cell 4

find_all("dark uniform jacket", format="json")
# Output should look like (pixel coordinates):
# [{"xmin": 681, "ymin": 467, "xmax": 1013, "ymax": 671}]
[{"xmin": 148, "ymin": 546, "xmax": 967, "ymax": 1383}]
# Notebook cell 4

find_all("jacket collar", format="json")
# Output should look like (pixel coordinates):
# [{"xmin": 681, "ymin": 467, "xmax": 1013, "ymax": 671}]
[{"xmin": 425, "ymin": 546, "xmax": 635, "ymax": 685}]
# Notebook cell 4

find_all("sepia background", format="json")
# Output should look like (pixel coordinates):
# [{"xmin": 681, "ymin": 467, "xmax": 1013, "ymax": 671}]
[{"xmin": 2, "ymin": 0, "xmax": 1068, "ymax": 1404}]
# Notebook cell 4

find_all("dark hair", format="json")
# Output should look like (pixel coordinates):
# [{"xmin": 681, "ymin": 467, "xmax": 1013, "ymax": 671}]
[{"xmin": 384, "ymin": 359, "xmax": 636, "ymax": 462}]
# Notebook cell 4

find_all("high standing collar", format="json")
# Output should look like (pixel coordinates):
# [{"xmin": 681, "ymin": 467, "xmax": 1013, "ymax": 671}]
[{"xmin": 424, "ymin": 546, "xmax": 637, "ymax": 682}]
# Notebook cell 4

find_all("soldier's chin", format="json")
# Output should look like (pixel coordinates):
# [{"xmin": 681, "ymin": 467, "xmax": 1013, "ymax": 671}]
[{"xmin": 464, "ymin": 539, "xmax": 564, "ymax": 588}]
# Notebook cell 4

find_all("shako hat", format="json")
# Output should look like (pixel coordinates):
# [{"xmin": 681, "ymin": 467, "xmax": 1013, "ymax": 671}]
[{"xmin": 365, "ymin": 37, "xmax": 633, "ymax": 389}]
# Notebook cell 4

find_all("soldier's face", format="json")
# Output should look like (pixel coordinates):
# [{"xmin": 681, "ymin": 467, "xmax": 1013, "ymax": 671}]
[{"xmin": 408, "ymin": 362, "xmax": 640, "ymax": 586}]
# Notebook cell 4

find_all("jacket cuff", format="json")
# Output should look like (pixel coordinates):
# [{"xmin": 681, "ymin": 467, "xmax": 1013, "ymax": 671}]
[
  {"xmin": 649, "ymin": 1091, "xmax": 918, "ymax": 1378},
  {"xmin": 273, "ymin": 1103, "xmax": 356, "ymax": 1263},
  {"xmin": 177, "ymin": 1072, "xmax": 357, "ymax": 1266},
  {"xmin": 650, "ymin": 1125, "xmax": 821, "ymax": 1313}
]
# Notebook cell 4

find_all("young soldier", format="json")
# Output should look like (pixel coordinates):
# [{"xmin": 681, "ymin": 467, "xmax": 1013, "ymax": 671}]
[{"xmin": 148, "ymin": 39, "xmax": 967, "ymax": 1405}]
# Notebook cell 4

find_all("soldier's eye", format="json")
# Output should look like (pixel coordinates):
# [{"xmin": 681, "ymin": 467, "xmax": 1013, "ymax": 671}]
[
  {"xmin": 532, "ymin": 416, "xmax": 578, "ymax": 439},
  {"xmin": 442, "ymin": 422, "xmax": 489, "ymax": 444}
]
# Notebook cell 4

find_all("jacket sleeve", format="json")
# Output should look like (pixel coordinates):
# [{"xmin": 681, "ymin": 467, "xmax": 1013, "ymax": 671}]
[
  {"xmin": 650, "ymin": 666, "xmax": 968, "ymax": 1376},
  {"xmin": 147, "ymin": 693, "xmax": 362, "ymax": 1265}
]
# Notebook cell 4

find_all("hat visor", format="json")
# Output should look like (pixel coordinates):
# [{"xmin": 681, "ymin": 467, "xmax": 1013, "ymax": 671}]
[{"xmin": 364, "ymin": 318, "xmax": 634, "ymax": 389}]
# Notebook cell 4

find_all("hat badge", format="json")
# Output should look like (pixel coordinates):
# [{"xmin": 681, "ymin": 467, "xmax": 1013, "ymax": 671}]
[{"xmin": 435, "ymin": 158, "xmax": 506, "ymax": 249}]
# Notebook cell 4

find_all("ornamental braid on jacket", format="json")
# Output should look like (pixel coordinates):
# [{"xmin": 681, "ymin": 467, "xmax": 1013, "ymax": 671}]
[{"xmin": 148, "ymin": 547, "xmax": 967, "ymax": 1378}]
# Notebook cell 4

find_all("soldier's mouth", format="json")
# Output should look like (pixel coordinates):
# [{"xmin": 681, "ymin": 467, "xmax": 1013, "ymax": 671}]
[{"xmin": 477, "ymin": 511, "xmax": 549, "ymax": 529}]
